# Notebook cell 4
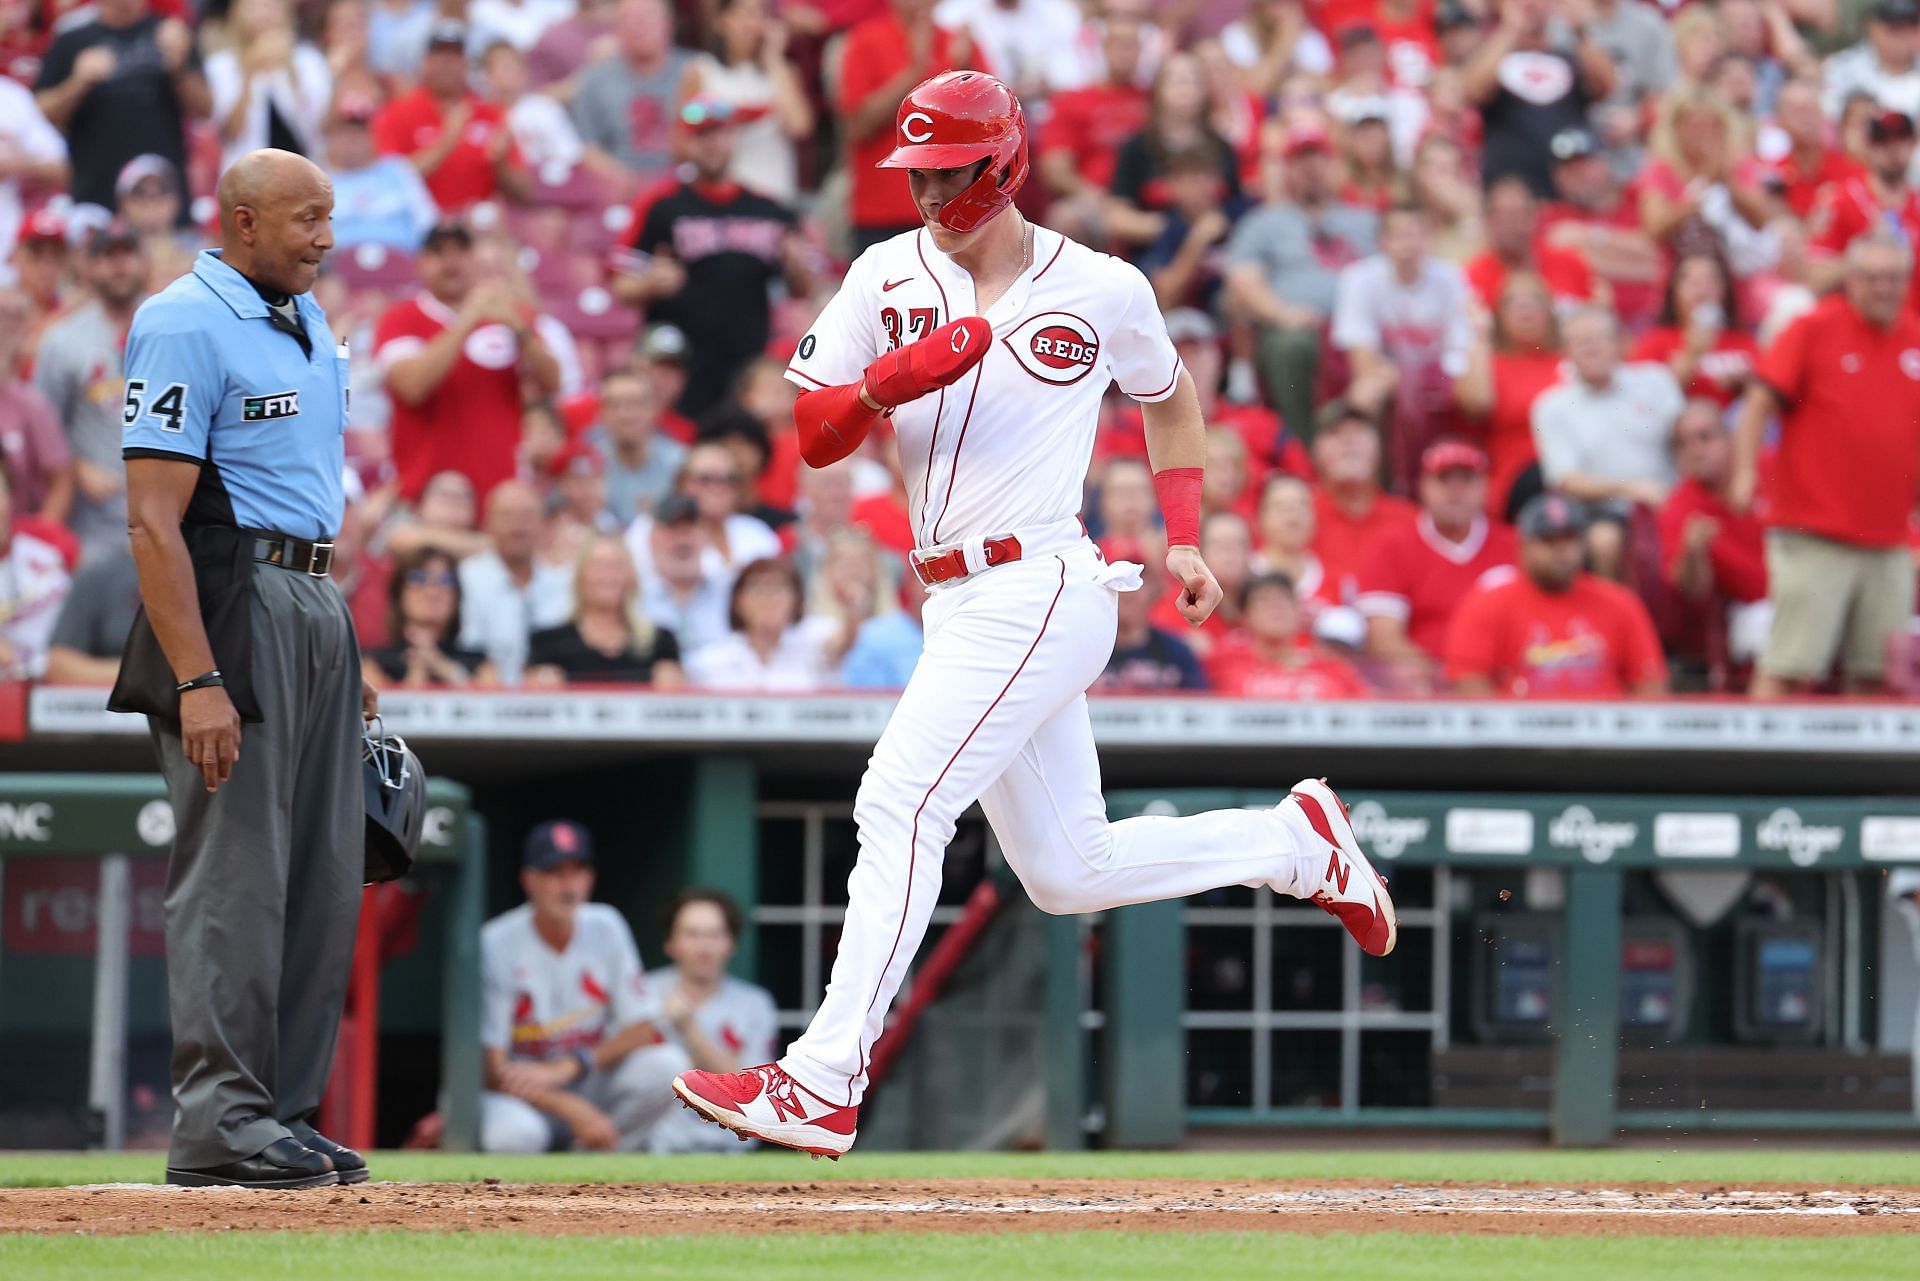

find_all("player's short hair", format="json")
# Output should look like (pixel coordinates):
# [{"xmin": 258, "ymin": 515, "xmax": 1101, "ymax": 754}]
[{"xmin": 663, "ymin": 887, "xmax": 746, "ymax": 941}]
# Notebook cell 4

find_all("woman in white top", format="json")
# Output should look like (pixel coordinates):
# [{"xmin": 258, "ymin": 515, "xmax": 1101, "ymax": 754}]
[
  {"xmin": 206, "ymin": 0, "xmax": 333, "ymax": 173},
  {"xmin": 678, "ymin": 0, "xmax": 812, "ymax": 203},
  {"xmin": 685, "ymin": 557, "xmax": 844, "ymax": 691}
]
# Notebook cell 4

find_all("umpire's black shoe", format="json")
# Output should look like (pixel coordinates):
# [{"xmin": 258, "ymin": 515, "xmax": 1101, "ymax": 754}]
[
  {"xmin": 165, "ymin": 1137, "xmax": 338, "ymax": 1189},
  {"xmin": 290, "ymin": 1126, "xmax": 370, "ymax": 1185}
]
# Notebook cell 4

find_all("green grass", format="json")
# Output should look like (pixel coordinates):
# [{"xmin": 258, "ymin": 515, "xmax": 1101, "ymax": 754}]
[
  {"xmin": 6, "ymin": 1148, "xmax": 1920, "ymax": 1188},
  {"xmin": 2, "ymin": 1231, "xmax": 1917, "ymax": 1281}
]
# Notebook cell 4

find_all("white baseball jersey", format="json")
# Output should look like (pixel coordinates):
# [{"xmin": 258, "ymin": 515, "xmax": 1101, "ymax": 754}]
[
  {"xmin": 785, "ymin": 226, "xmax": 1184, "ymax": 549},
  {"xmin": 480, "ymin": 903, "xmax": 659, "ymax": 1060}
]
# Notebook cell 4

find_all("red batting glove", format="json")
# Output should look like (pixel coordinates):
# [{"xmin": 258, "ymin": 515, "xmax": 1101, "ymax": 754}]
[{"xmin": 861, "ymin": 316, "xmax": 992, "ymax": 408}]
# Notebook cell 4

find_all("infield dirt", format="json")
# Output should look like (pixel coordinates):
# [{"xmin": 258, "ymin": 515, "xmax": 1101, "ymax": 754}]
[{"xmin": 5, "ymin": 1180, "xmax": 1919, "ymax": 1239}]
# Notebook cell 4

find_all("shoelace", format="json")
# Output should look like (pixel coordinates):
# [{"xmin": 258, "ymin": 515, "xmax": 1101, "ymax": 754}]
[{"xmin": 748, "ymin": 1064, "xmax": 804, "ymax": 1115}]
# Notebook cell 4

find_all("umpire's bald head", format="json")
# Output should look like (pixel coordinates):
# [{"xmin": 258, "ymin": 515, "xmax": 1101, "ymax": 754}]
[{"xmin": 217, "ymin": 148, "xmax": 334, "ymax": 298}]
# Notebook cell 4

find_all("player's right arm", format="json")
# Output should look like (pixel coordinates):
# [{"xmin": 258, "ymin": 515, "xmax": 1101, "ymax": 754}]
[{"xmin": 787, "ymin": 251, "xmax": 989, "ymax": 468}]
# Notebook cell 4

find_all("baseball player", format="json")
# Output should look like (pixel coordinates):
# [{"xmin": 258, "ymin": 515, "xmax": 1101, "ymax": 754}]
[{"xmin": 673, "ymin": 71, "xmax": 1397, "ymax": 1158}]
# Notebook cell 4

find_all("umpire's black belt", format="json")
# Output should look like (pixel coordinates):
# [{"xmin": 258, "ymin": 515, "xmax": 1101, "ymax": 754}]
[{"xmin": 253, "ymin": 532, "xmax": 335, "ymax": 577}]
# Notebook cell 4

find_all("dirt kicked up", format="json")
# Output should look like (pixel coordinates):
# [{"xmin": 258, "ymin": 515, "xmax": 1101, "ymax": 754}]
[{"xmin": 5, "ymin": 1180, "xmax": 1919, "ymax": 1239}]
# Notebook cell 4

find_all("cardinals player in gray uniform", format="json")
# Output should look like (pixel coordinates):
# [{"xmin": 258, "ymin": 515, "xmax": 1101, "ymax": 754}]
[{"xmin": 674, "ymin": 71, "xmax": 1397, "ymax": 1157}]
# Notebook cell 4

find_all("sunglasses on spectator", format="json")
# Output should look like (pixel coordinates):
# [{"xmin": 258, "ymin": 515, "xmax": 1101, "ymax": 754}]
[
  {"xmin": 406, "ymin": 568, "xmax": 457, "ymax": 587},
  {"xmin": 686, "ymin": 471, "xmax": 738, "ymax": 486}
]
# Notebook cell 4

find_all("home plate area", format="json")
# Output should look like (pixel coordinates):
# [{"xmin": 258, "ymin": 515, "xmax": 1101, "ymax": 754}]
[{"xmin": 5, "ymin": 1181, "xmax": 1919, "ymax": 1239}]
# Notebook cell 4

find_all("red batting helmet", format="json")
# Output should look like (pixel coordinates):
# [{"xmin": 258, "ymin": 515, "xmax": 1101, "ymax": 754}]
[{"xmin": 878, "ymin": 71, "xmax": 1029, "ymax": 234}]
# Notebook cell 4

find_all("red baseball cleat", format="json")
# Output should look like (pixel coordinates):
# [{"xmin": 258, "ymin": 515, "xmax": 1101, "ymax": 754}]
[
  {"xmin": 1282, "ymin": 777, "xmax": 1399, "ymax": 956},
  {"xmin": 673, "ymin": 1063, "xmax": 859, "ymax": 1159}
]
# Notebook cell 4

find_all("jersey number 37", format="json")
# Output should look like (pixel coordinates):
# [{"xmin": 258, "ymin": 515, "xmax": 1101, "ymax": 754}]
[{"xmin": 880, "ymin": 307, "xmax": 938, "ymax": 351}]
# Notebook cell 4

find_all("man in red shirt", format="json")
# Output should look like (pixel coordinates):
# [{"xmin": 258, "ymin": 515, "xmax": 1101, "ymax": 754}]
[
  {"xmin": 1445, "ymin": 493, "xmax": 1669, "ymax": 697},
  {"xmin": 1205, "ymin": 572, "xmax": 1372, "ymax": 699},
  {"xmin": 838, "ymin": 0, "xmax": 978, "ymax": 253},
  {"xmin": 376, "ymin": 221, "xmax": 562, "ymax": 503},
  {"xmin": 1358, "ymin": 440, "xmax": 1519, "ymax": 678},
  {"xmin": 1467, "ymin": 174, "xmax": 1599, "ymax": 311},
  {"xmin": 1659, "ymin": 397, "xmax": 1770, "ymax": 674},
  {"xmin": 1538, "ymin": 127, "xmax": 1663, "ymax": 330},
  {"xmin": 1309, "ymin": 400, "xmax": 1416, "ymax": 602},
  {"xmin": 1808, "ymin": 110, "xmax": 1920, "ymax": 311},
  {"xmin": 1037, "ymin": 13, "xmax": 1148, "ymax": 243},
  {"xmin": 373, "ymin": 21, "xmax": 531, "ymax": 211},
  {"xmin": 1732, "ymin": 231, "xmax": 1920, "ymax": 696},
  {"xmin": 1765, "ymin": 78, "xmax": 1864, "ymax": 221}
]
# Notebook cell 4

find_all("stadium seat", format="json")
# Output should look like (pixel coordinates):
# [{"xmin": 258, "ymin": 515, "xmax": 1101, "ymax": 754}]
[{"xmin": 328, "ymin": 244, "xmax": 420, "ymax": 292}]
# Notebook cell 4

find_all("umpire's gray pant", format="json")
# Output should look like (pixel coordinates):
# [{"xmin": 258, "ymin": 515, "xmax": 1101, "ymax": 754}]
[{"xmin": 153, "ymin": 565, "xmax": 363, "ymax": 1169}]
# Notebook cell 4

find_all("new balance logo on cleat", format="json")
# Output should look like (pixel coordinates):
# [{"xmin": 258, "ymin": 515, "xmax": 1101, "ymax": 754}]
[
  {"xmin": 1284, "ymin": 778, "xmax": 1399, "ymax": 957},
  {"xmin": 673, "ymin": 1063, "xmax": 860, "ymax": 1158}
]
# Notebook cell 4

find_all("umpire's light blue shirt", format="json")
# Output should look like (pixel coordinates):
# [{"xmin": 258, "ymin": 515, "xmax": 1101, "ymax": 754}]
[{"xmin": 122, "ymin": 249, "xmax": 347, "ymax": 540}]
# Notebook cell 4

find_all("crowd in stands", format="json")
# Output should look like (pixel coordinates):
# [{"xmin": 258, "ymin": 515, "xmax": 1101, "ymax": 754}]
[{"xmin": 5, "ymin": 0, "xmax": 1920, "ymax": 699}]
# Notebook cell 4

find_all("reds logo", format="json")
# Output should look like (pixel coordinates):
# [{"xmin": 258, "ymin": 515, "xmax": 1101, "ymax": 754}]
[{"xmin": 1003, "ymin": 312, "xmax": 1101, "ymax": 386}]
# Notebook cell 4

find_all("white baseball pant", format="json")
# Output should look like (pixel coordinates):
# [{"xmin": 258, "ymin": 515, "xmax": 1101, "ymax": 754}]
[{"xmin": 781, "ymin": 536, "xmax": 1327, "ymax": 1107}]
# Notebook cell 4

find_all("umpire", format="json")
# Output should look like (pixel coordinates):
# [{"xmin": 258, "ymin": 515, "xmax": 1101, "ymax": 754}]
[{"xmin": 112, "ymin": 149, "xmax": 375, "ymax": 1189}]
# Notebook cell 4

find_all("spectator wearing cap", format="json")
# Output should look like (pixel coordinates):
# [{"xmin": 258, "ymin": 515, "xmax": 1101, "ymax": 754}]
[
  {"xmin": 637, "ymin": 492, "xmax": 734, "ymax": 653},
  {"xmin": 1358, "ymin": 439, "xmax": 1518, "ymax": 678},
  {"xmin": 1767, "ymin": 78, "xmax": 1865, "ymax": 222},
  {"xmin": 458, "ymin": 478, "xmax": 574, "ymax": 683},
  {"xmin": 838, "ymin": 0, "xmax": 978, "ymax": 254},
  {"xmin": 1097, "ymin": 541, "xmax": 1208, "ymax": 692},
  {"xmin": 31, "ymin": 218, "xmax": 148, "ymax": 560},
  {"xmin": 1454, "ymin": 271, "xmax": 1563, "ymax": 520},
  {"xmin": 205, "ymin": 0, "xmax": 332, "ymax": 175},
  {"xmin": 589, "ymin": 366, "xmax": 689, "ymax": 523},
  {"xmin": 1536, "ymin": 125, "xmax": 1664, "ymax": 330},
  {"xmin": 0, "ymin": 473, "xmax": 69, "ymax": 678},
  {"xmin": 1529, "ymin": 306, "xmax": 1683, "ymax": 577},
  {"xmin": 1308, "ymin": 401, "xmax": 1416, "ymax": 602},
  {"xmin": 0, "ymin": 288, "xmax": 71, "ymax": 527},
  {"xmin": 360, "ymin": 546, "xmax": 497, "ymax": 690},
  {"xmin": 326, "ymin": 95, "xmax": 441, "ymax": 254},
  {"xmin": 1631, "ymin": 252, "xmax": 1759, "ymax": 407},
  {"xmin": 1462, "ymin": 0, "xmax": 1615, "ymax": 198},
  {"xmin": 1809, "ymin": 109, "xmax": 1920, "ymax": 312},
  {"xmin": 1659, "ymin": 397, "xmax": 1771, "ymax": 676},
  {"xmin": 681, "ymin": 0, "xmax": 816, "ymax": 206},
  {"xmin": 376, "ymin": 220, "xmax": 562, "ymax": 504},
  {"xmin": 1824, "ymin": 0, "xmax": 1920, "ymax": 123},
  {"xmin": 643, "ymin": 888, "xmax": 781, "ymax": 1153},
  {"xmin": 550, "ymin": 436, "xmax": 615, "ymax": 534},
  {"xmin": 1332, "ymin": 202, "xmax": 1475, "ymax": 493},
  {"xmin": 613, "ymin": 96, "xmax": 811, "ymax": 418},
  {"xmin": 572, "ymin": 0, "xmax": 692, "ymax": 183},
  {"xmin": 480, "ymin": 820, "xmax": 692, "ymax": 1154},
  {"xmin": 32, "ymin": 0, "xmax": 208, "ymax": 219},
  {"xmin": 1225, "ymin": 123, "xmax": 1377, "ymax": 442},
  {"xmin": 1467, "ymin": 175, "xmax": 1599, "ymax": 312},
  {"xmin": 685, "ymin": 555, "xmax": 845, "ymax": 690},
  {"xmin": 1204, "ymin": 572, "xmax": 1370, "ymax": 699},
  {"xmin": 374, "ymin": 21, "xmax": 532, "ymax": 211},
  {"xmin": 113, "ymin": 155, "xmax": 197, "ymax": 292},
  {"xmin": 1038, "ymin": 14, "xmax": 1152, "ymax": 245},
  {"xmin": 526, "ymin": 531, "xmax": 682, "ymax": 685},
  {"xmin": 1445, "ymin": 494, "xmax": 1667, "ymax": 697},
  {"xmin": 7, "ymin": 210, "xmax": 70, "ymax": 332},
  {"xmin": 632, "ymin": 324, "xmax": 699, "ymax": 443},
  {"xmin": 0, "ymin": 74, "xmax": 67, "ymax": 273},
  {"xmin": 1732, "ymin": 231, "xmax": 1920, "ymax": 698},
  {"xmin": 1107, "ymin": 51, "xmax": 1246, "ymax": 258}
]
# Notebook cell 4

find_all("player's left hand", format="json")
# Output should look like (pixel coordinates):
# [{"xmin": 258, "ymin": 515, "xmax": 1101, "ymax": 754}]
[{"xmin": 1165, "ymin": 545, "xmax": 1222, "ymax": 627}]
